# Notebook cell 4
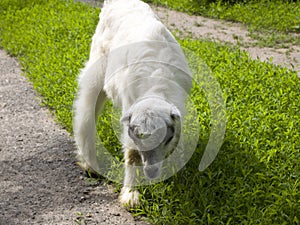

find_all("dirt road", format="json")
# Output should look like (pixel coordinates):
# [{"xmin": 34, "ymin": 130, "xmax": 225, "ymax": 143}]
[{"xmin": 0, "ymin": 49, "xmax": 147, "ymax": 224}]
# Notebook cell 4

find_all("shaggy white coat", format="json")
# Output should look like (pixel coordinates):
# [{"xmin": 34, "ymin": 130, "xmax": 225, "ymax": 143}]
[{"xmin": 73, "ymin": 0, "xmax": 191, "ymax": 207}]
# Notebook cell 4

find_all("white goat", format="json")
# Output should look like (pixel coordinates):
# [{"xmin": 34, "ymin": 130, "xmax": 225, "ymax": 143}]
[{"xmin": 73, "ymin": 0, "xmax": 191, "ymax": 207}]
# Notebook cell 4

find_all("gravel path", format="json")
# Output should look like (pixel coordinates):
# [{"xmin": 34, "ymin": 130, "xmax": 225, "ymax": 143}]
[
  {"xmin": 0, "ymin": 49, "xmax": 147, "ymax": 224},
  {"xmin": 152, "ymin": 6, "xmax": 300, "ymax": 76}
]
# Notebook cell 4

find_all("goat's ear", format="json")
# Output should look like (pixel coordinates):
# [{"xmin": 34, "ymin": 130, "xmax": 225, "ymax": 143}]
[
  {"xmin": 170, "ymin": 106, "xmax": 181, "ymax": 121},
  {"xmin": 120, "ymin": 112, "xmax": 132, "ymax": 123}
]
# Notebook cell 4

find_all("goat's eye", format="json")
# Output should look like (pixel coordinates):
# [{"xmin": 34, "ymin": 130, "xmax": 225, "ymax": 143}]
[{"xmin": 128, "ymin": 125, "xmax": 136, "ymax": 137}]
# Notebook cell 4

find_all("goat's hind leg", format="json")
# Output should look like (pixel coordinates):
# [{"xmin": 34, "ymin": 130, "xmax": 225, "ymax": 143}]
[{"xmin": 73, "ymin": 58, "xmax": 106, "ymax": 173}]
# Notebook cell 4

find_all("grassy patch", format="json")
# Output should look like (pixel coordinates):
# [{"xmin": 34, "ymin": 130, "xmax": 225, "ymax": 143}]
[
  {"xmin": 0, "ymin": 0, "xmax": 299, "ymax": 224},
  {"xmin": 0, "ymin": 0, "xmax": 100, "ymax": 131},
  {"xmin": 146, "ymin": 0, "xmax": 300, "ymax": 46},
  {"xmin": 134, "ymin": 40, "xmax": 300, "ymax": 224}
]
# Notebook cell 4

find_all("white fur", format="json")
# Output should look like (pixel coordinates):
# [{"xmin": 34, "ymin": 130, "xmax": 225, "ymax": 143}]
[{"xmin": 73, "ymin": 0, "xmax": 191, "ymax": 207}]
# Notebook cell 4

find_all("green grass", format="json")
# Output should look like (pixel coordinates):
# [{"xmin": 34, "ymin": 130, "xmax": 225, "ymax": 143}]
[
  {"xmin": 146, "ymin": 0, "xmax": 300, "ymax": 46},
  {"xmin": 0, "ymin": 0, "xmax": 299, "ymax": 224},
  {"xmin": 0, "ymin": 0, "xmax": 100, "ymax": 131},
  {"xmin": 135, "ymin": 40, "xmax": 300, "ymax": 224}
]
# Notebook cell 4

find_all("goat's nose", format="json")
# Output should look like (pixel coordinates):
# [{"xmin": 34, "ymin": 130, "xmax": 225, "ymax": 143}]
[{"xmin": 135, "ymin": 128, "xmax": 151, "ymax": 139}]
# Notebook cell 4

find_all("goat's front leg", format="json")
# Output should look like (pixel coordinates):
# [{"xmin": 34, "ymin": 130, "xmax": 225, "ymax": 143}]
[{"xmin": 119, "ymin": 148, "xmax": 142, "ymax": 207}]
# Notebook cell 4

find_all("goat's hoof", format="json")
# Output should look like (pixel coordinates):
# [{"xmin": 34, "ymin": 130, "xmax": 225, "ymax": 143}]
[
  {"xmin": 76, "ymin": 161, "xmax": 99, "ymax": 178},
  {"xmin": 119, "ymin": 187, "xmax": 140, "ymax": 208}
]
